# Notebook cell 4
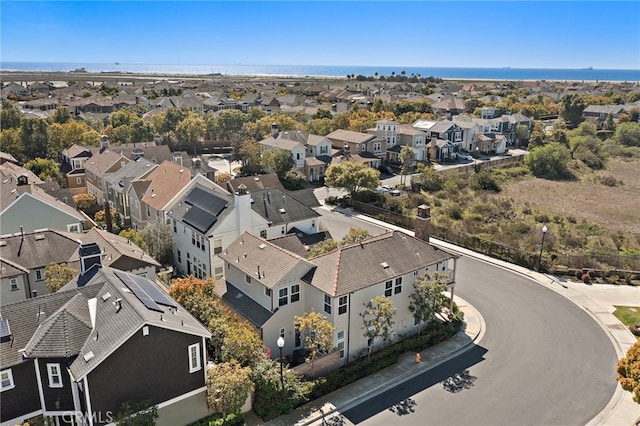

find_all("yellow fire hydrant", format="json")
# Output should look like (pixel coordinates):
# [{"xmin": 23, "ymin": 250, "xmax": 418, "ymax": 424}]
[{"xmin": 415, "ymin": 352, "xmax": 421, "ymax": 363}]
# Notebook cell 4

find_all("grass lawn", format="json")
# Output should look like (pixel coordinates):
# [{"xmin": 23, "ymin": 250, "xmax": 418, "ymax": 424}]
[{"xmin": 613, "ymin": 306, "xmax": 640, "ymax": 339}]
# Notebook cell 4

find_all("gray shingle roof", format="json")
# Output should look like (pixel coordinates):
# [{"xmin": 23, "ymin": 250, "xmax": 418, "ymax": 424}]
[
  {"xmin": 305, "ymin": 231, "xmax": 456, "ymax": 297},
  {"xmin": 219, "ymin": 281, "xmax": 273, "ymax": 328},
  {"xmin": 0, "ymin": 230, "xmax": 81, "ymax": 275},
  {"xmin": 250, "ymin": 188, "xmax": 319, "ymax": 226}
]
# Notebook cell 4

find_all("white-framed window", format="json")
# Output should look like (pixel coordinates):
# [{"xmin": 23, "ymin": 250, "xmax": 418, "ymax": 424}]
[
  {"xmin": 320, "ymin": 145, "xmax": 328, "ymax": 155},
  {"xmin": 76, "ymin": 177, "xmax": 82, "ymax": 185},
  {"xmin": 1, "ymin": 369, "xmax": 15, "ymax": 391},
  {"xmin": 278, "ymin": 288, "xmax": 288, "ymax": 307},
  {"xmin": 35, "ymin": 269, "xmax": 45, "ymax": 282},
  {"xmin": 291, "ymin": 284, "xmax": 300, "ymax": 303},
  {"xmin": 384, "ymin": 280, "xmax": 393, "ymax": 297},
  {"xmin": 177, "ymin": 250, "xmax": 182, "ymax": 263},
  {"xmin": 323, "ymin": 294, "xmax": 332, "ymax": 314},
  {"xmin": 245, "ymin": 274, "xmax": 252, "ymax": 285},
  {"xmin": 47, "ymin": 363, "xmax": 63, "ymax": 388},
  {"xmin": 10, "ymin": 278, "xmax": 18, "ymax": 291},
  {"xmin": 265, "ymin": 287, "xmax": 272, "ymax": 297},
  {"xmin": 373, "ymin": 142, "xmax": 381, "ymax": 152},
  {"xmin": 188, "ymin": 343, "xmax": 202, "ymax": 373},
  {"xmin": 455, "ymin": 131, "xmax": 462, "ymax": 141},
  {"xmin": 337, "ymin": 330, "xmax": 345, "ymax": 359},
  {"xmin": 280, "ymin": 327, "xmax": 285, "ymax": 338},
  {"xmin": 213, "ymin": 239, "xmax": 222, "ymax": 255},
  {"xmin": 173, "ymin": 219, "xmax": 177, "ymax": 233},
  {"xmin": 338, "ymin": 295, "xmax": 348, "ymax": 315},
  {"xmin": 67, "ymin": 224, "xmax": 80, "ymax": 232},
  {"xmin": 260, "ymin": 230, "xmax": 267, "ymax": 238}
]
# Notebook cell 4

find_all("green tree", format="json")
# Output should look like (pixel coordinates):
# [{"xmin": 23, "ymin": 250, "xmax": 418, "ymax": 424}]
[
  {"xmin": 614, "ymin": 122, "xmax": 640, "ymax": 147},
  {"xmin": 525, "ymin": 143, "xmax": 572, "ymax": 180},
  {"xmin": 20, "ymin": 117, "xmax": 49, "ymax": 160},
  {"xmin": 559, "ymin": 94, "xmax": 586, "ymax": 129},
  {"xmin": 119, "ymin": 228, "xmax": 147, "ymax": 252},
  {"xmin": 45, "ymin": 263, "xmax": 78, "ymax": 293},
  {"xmin": 109, "ymin": 108, "xmax": 139, "ymax": 128},
  {"xmin": 94, "ymin": 208, "xmax": 123, "ymax": 234},
  {"xmin": 515, "ymin": 124, "xmax": 530, "ymax": 145},
  {"xmin": 73, "ymin": 192, "xmax": 97, "ymax": 211},
  {"xmin": 617, "ymin": 339, "xmax": 640, "ymax": 404},
  {"xmin": 415, "ymin": 163, "xmax": 444, "ymax": 191},
  {"xmin": 206, "ymin": 360, "xmax": 253, "ymax": 417},
  {"xmin": 0, "ymin": 128, "xmax": 22, "ymax": 161},
  {"xmin": 221, "ymin": 324, "xmax": 265, "ymax": 367},
  {"xmin": 114, "ymin": 400, "xmax": 158, "ymax": 426},
  {"xmin": 307, "ymin": 239, "xmax": 339, "ymax": 258},
  {"xmin": 361, "ymin": 295, "xmax": 396, "ymax": 360},
  {"xmin": 24, "ymin": 158, "xmax": 59, "ymax": 181},
  {"xmin": 294, "ymin": 311, "xmax": 336, "ymax": 377},
  {"xmin": 399, "ymin": 145, "xmax": 416, "ymax": 186},
  {"xmin": 130, "ymin": 120, "xmax": 155, "ymax": 145},
  {"xmin": 214, "ymin": 172, "xmax": 232, "ymax": 186},
  {"xmin": 340, "ymin": 227, "xmax": 372, "ymax": 245},
  {"xmin": 175, "ymin": 113, "xmax": 206, "ymax": 154},
  {"xmin": 48, "ymin": 121, "xmax": 101, "ymax": 158},
  {"xmin": 262, "ymin": 148, "xmax": 294, "ymax": 177},
  {"xmin": 140, "ymin": 219, "xmax": 174, "ymax": 264},
  {"xmin": 604, "ymin": 112, "xmax": 615, "ymax": 131},
  {"xmin": 239, "ymin": 140, "xmax": 262, "ymax": 175},
  {"xmin": 169, "ymin": 276, "xmax": 219, "ymax": 327},
  {"xmin": 0, "ymin": 102, "xmax": 22, "ymax": 130},
  {"xmin": 324, "ymin": 161, "xmax": 380, "ymax": 201},
  {"xmin": 408, "ymin": 273, "xmax": 450, "ymax": 335},
  {"xmin": 50, "ymin": 106, "xmax": 72, "ymax": 124},
  {"xmin": 252, "ymin": 357, "xmax": 306, "ymax": 420}
]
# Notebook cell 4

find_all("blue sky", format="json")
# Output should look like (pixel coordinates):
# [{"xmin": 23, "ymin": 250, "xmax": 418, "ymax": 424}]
[{"xmin": 1, "ymin": 1, "xmax": 639, "ymax": 69}]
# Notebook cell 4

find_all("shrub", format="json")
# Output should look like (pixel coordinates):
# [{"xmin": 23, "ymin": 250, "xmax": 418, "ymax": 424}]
[
  {"xmin": 189, "ymin": 411, "xmax": 244, "ymax": 426},
  {"xmin": 575, "ymin": 269, "xmax": 584, "ymax": 279},
  {"xmin": 470, "ymin": 170, "xmax": 501, "ymax": 192},
  {"xmin": 581, "ymin": 272, "xmax": 591, "ymax": 283},
  {"xmin": 525, "ymin": 143, "xmax": 572, "ymax": 179},
  {"xmin": 598, "ymin": 175, "xmax": 623, "ymax": 187}
]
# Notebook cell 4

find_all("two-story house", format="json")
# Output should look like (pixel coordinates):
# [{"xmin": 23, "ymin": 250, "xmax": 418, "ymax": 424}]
[
  {"xmin": 127, "ymin": 160, "xmax": 193, "ymax": 231},
  {"xmin": 0, "ymin": 244, "xmax": 211, "ymax": 426},
  {"xmin": 325, "ymin": 129, "xmax": 384, "ymax": 168},
  {"xmin": 394, "ymin": 124, "xmax": 428, "ymax": 162},
  {"xmin": 412, "ymin": 119, "xmax": 466, "ymax": 162},
  {"xmin": 103, "ymin": 158, "xmax": 157, "ymax": 226},
  {"xmin": 218, "ymin": 231, "xmax": 457, "ymax": 365},
  {"xmin": 170, "ymin": 183, "xmax": 319, "ymax": 281},
  {"xmin": 85, "ymin": 149, "xmax": 131, "ymax": 206},
  {"xmin": 59, "ymin": 145, "xmax": 98, "ymax": 195}
]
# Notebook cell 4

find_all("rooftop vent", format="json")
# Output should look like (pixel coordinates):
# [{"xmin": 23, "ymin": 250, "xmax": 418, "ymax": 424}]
[
  {"xmin": 83, "ymin": 351, "xmax": 95, "ymax": 362},
  {"xmin": 101, "ymin": 292, "xmax": 112, "ymax": 302},
  {"xmin": 381, "ymin": 262, "xmax": 389, "ymax": 269},
  {"xmin": 279, "ymin": 208, "xmax": 286, "ymax": 214},
  {"xmin": 259, "ymin": 243, "xmax": 266, "ymax": 250},
  {"xmin": 34, "ymin": 234, "xmax": 45, "ymax": 241}
]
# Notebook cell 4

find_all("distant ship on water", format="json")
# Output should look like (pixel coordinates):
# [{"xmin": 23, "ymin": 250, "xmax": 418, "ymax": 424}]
[
  {"xmin": 581, "ymin": 67, "xmax": 593, "ymax": 70},
  {"xmin": 115, "ymin": 62, "xmax": 120, "ymax": 65}
]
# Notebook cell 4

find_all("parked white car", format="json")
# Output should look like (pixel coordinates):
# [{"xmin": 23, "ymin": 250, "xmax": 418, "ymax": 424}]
[{"xmin": 456, "ymin": 152, "xmax": 473, "ymax": 161}]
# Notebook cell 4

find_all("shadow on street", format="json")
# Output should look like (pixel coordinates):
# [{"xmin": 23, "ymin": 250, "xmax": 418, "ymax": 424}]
[{"xmin": 343, "ymin": 344, "xmax": 489, "ymax": 424}]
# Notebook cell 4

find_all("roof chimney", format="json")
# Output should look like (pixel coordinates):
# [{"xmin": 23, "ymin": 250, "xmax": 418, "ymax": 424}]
[
  {"xmin": 79, "ymin": 242, "xmax": 103, "ymax": 274},
  {"xmin": 271, "ymin": 123, "xmax": 279, "ymax": 138}
]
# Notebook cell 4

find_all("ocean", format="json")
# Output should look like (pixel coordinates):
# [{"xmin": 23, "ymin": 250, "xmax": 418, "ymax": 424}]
[{"xmin": 1, "ymin": 62, "xmax": 639, "ymax": 82}]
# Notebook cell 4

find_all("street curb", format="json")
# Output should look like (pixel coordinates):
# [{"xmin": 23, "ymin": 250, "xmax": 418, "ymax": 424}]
[{"xmin": 292, "ymin": 296, "xmax": 484, "ymax": 426}]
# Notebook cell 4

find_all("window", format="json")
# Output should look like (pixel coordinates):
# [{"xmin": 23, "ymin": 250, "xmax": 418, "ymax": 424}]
[
  {"xmin": 188, "ymin": 343, "xmax": 202, "ymax": 373},
  {"xmin": 76, "ymin": 177, "xmax": 82, "ymax": 185},
  {"xmin": 280, "ymin": 327, "xmax": 285, "ymax": 338},
  {"xmin": 1, "ymin": 369, "xmax": 14, "ymax": 391},
  {"xmin": 278, "ymin": 288, "xmax": 288, "ymax": 307},
  {"xmin": 373, "ymin": 142, "xmax": 381, "ymax": 152},
  {"xmin": 384, "ymin": 280, "xmax": 393, "ymax": 297},
  {"xmin": 265, "ymin": 287, "xmax": 272, "ymax": 297},
  {"xmin": 10, "ymin": 278, "xmax": 18, "ymax": 291},
  {"xmin": 47, "ymin": 363, "xmax": 63, "ymax": 388},
  {"xmin": 323, "ymin": 294, "xmax": 332, "ymax": 314},
  {"xmin": 214, "ymin": 267, "xmax": 223, "ymax": 278},
  {"xmin": 320, "ymin": 145, "xmax": 328, "ymax": 155},
  {"xmin": 35, "ymin": 269, "xmax": 45, "ymax": 282},
  {"xmin": 173, "ymin": 219, "xmax": 177, "ymax": 233},
  {"xmin": 245, "ymin": 274, "xmax": 252, "ymax": 285},
  {"xmin": 337, "ymin": 331, "xmax": 345, "ymax": 359},
  {"xmin": 394, "ymin": 277, "xmax": 403, "ymax": 294},
  {"xmin": 213, "ymin": 239, "xmax": 222, "ymax": 255},
  {"xmin": 290, "ymin": 284, "xmax": 300, "ymax": 303},
  {"xmin": 177, "ymin": 250, "xmax": 182, "ymax": 263},
  {"xmin": 455, "ymin": 131, "xmax": 462, "ymax": 141},
  {"xmin": 338, "ymin": 296, "xmax": 348, "ymax": 315},
  {"xmin": 260, "ymin": 230, "xmax": 267, "ymax": 238},
  {"xmin": 67, "ymin": 224, "xmax": 80, "ymax": 232}
]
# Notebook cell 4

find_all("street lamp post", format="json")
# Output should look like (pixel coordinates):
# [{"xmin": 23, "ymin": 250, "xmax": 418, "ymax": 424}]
[
  {"xmin": 277, "ymin": 336, "xmax": 285, "ymax": 387},
  {"xmin": 538, "ymin": 225, "xmax": 548, "ymax": 271}
]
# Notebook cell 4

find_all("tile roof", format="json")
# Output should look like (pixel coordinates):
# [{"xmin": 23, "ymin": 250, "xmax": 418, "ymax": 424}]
[
  {"xmin": 227, "ymin": 173, "xmax": 285, "ymax": 193},
  {"xmin": 326, "ymin": 129, "xmax": 377, "ymax": 144},
  {"xmin": 0, "ymin": 230, "xmax": 81, "ymax": 275},
  {"xmin": 84, "ymin": 150, "xmax": 129, "ymax": 176},
  {"xmin": 218, "ymin": 281, "xmax": 274, "ymax": 328}
]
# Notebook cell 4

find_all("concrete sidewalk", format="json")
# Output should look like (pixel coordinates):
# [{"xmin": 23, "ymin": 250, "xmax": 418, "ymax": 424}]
[
  {"xmin": 246, "ymin": 206, "xmax": 639, "ymax": 426},
  {"xmin": 244, "ymin": 296, "xmax": 484, "ymax": 426}
]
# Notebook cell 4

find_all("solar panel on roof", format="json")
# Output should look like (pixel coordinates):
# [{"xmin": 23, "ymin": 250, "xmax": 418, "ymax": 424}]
[
  {"xmin": 184, "ymin": 187, "xmax": 228, "ymax": 216},
  {"xmin": 183, "ymin": 206, "xmax": 217, "ymax": 233},
  {"xmin": 114, "ymin": 270, "xmax": 164, "ymax": 313},
  {"xmin": 129, "ymin": 274, "xmax": 178, "ymax": 309}
]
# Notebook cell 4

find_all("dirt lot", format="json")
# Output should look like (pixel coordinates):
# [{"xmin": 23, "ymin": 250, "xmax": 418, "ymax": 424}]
[{"xmin": 501, "ymin": 157, "xmax": 640, "ymax": 234}]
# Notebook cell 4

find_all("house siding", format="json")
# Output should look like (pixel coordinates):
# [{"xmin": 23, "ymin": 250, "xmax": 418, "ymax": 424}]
[
  {"xmin": 0, "ymin": 360, "xmax": 40, "ymax": 423},
  {"xmin": 87, "ymin": 325, "xmax": 205, "ymax": 424},
  {"xmin": 38, "ymin": 358, "xmax": 76, "ymax": 413}
]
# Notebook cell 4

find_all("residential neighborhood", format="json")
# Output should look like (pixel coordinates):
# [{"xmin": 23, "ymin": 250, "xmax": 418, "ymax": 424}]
[{"xmin": 1, "ymin": 69, "xmax": 639, "ymax": 426}]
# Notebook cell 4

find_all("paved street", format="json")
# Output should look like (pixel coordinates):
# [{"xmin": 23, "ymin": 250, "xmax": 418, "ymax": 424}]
[{"xmin": 342, "ymin": 255, "xmax": 619, "ymax": 425}]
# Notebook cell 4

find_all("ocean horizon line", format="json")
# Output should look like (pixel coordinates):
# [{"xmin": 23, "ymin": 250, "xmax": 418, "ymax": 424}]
[{"xmin": 2, "ymin": 61, "xmax": 639, "ymax": 82}]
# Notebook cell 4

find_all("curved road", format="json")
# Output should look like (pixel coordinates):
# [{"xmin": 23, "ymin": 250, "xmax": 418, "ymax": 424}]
[{"xmin": 343, "ymin": 256, "xmax": 618, "ymax": 425}]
